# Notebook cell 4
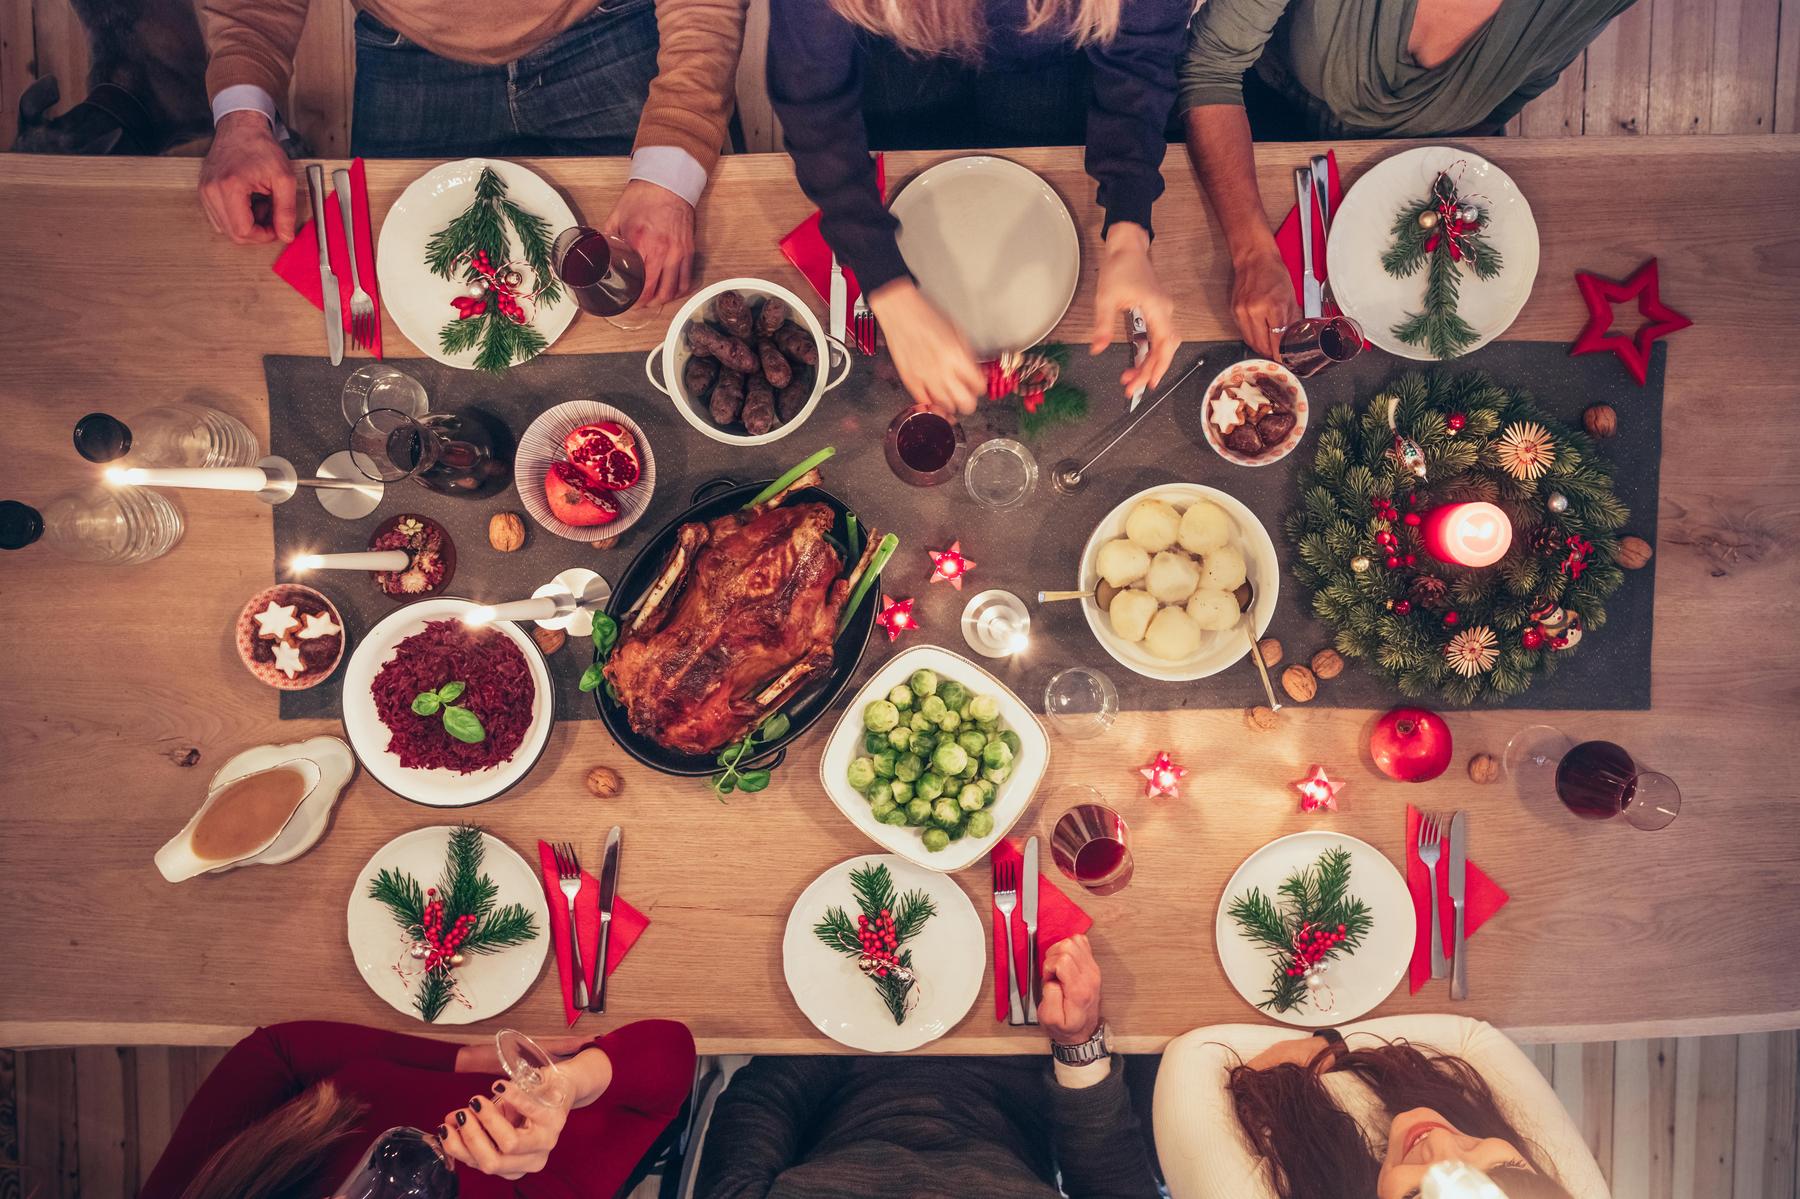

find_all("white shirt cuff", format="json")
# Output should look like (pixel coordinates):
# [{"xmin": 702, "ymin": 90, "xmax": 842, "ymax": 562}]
[
  {"xmin": 628, "ymin": 147, "xmax": 708, "ymax": 208},
  {"xmin": 1052, "ymin": 1056, "xmax": 1112, "ymax": 1090},
  {"xmin": 211, "ymin": 84, "xmax": 277, "ymax": 128}
]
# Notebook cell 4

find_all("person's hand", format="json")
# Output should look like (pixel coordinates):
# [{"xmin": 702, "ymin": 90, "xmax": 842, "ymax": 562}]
[
  {"xmin": 1040, "ymin": 933, "xmax": 1103, "ymax": 1046},
  {"xmin": 438, "ymin": 1083, "xmax": 568, "ymax": 1181},
  {"xmin": 1231, "ymin": 244, "xmax": 1297, "ymax": 360},
  {"xmin": 1087, "ymin": 222, "xmax": 1176, "ymax": 396},
  {"xmin": 867, "ymin": 279, "xmax": 984, "ymax": 416},
  {"xmin": 199, "ymin": 111, "xmax": 297, "ymax": 245},
  {"xmin": 603, "ymin": 179, "xmax": 694, "ymax": 307},
  {"xmin": 1246, "ymin": 1035, "xmax": 1333, "ymax": 1071}
]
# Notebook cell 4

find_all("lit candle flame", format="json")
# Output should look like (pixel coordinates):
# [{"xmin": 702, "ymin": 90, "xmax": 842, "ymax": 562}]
[
  {"xmin": 103, "ymin": 466, "xmax": 141, "ymax": 486},
  {"xmin": 463, "ymin": 606, "xmax": 497, "ymax": 626},
  {"xmin": 290, "ymin": 554, "xmax": 322, "ymax": 573}
]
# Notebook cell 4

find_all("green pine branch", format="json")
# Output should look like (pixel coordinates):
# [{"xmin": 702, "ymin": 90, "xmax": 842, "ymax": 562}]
[
  {"xmin": 414, "ymin": 969, "xmax": 455, "ymax": 1023},
  {"xmin": 1227, "ymin": 849, "xmax": 1373, "ymax": 1014},
  {"xmin": 425, "ymin": 166, "xmax": 557, "ymax": 373}
]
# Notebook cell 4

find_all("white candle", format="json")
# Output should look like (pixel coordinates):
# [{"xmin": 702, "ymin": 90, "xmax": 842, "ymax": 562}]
[
  {"xmin": 465, "ymin": 596, "xmax": 562, "ymax": 625},
  {"xmin": 105, "ymin": 465, "xmax": 270, "ymax": 492},
  {"xmin": 291, "ymin": 550, "xmax": 411, "ymax": 573},
  {"xmin": 1422, "ymin": 501, "xmax": 1514, "ymax": 568}
]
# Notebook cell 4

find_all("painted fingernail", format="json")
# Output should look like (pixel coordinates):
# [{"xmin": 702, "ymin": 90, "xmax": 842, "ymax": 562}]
[
  {"xmin": 470, "ymin": 1097, "xmax": 483, "ymax": 1113},
  {"xmin": 437, "ymin": 1124, "xmax": 448, "ymax": 1139},
  {"xmin": 455, "ymin": 1111, "xmax": 467, "ymax": 1127},
  {"xmin": 492, "ymin": 1081, "xmax": 506, "ymax": 1094}
]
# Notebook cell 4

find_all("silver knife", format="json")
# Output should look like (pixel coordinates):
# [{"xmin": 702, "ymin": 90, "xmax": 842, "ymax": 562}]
[
  {"xmin": 828, "ymin": 254, "xmax": 848, "ymax": 346},
  {"xmin": 1309, "ymin": 155, "xmax": 1333, "ymax": 235},
  {"xmin": 1295, "ymin": 167, "xmax": 1322, "ymax": 320},
  {"xmin": 1125, "ymin": 308, "xmax": 1150, "ymax": 412},
  {"xmin": 1448, "ymin": 811, "xmax": 1469, "ymax": 1000},
  {"xmin": 305, "ymin": 164, "xmax": 344, "ymax": 365},
  {"xmin": 587, "ymin": 824, "xmax": 621, "ymax": 1012},
  {"xmin": 1022, "ymin": 837, "xmax": 1041, "ymax": 1025}
]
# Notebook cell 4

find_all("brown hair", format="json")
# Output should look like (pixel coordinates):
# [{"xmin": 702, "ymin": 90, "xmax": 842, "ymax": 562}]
[
  {"xmin": 179, "ymin": 1081, "xmax": 366, "ymax": 1199},
  {"xmin": 1226, "ymin": 1042, "xmax": 1575, "ymax": 1199},
  {"xmin": 825, "ymin": 0, "xmax": 1121, "ymax": 60}
]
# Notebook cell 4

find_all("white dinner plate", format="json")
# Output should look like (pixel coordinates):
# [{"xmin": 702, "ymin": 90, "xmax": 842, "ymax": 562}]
[
  {"xmin": 783, "ymin": 854, "xmax": 985, "ymax": 1052},
  {"xmin": 1214, "ymin": 832, "xmax": 1416, "ymax": 1028},
  {"xmin": 890, "ymin": 156, "xmax": 1080, "ymax": 358},
  {"xmin": 818, "ymin": 645, "xmax": 1049, "ymax": 873},
  {"xmin": 346, "ymin": 826, "xmax": 549, "ymax": 1025},
  {"xmin": 1326, "ymin": 145, "xmax": 1539, "ymax": 360},
  {"xmin": 375, "ymin": 158, "xmax": 579, "ymax": 369},
  {"xmin": 1077, "ymin": 483, "xmax": 1279, "ymax": 682},
  {"xmin": 341, "ymin": 598, "xmax": 554, "ymax": 806},
  {"xmin": 515, "ymin": 400, "xmax": 658, "ymax": 543}
]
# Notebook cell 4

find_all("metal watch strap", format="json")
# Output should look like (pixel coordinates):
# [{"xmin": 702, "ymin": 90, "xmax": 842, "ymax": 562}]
[{"xmin": 1052, "ymin": 1022, "xmax": 1110, "ymax": 1066}]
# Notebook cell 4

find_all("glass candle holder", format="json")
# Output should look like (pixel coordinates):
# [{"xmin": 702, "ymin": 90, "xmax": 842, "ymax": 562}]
[{"xmin": 961, "ymin": 590, "xmax": 1030, "ymax": 658}]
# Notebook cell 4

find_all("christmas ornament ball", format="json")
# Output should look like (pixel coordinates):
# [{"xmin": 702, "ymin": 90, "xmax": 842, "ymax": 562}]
[
  {"xmin": 1547, "ymin": 492, "xmax": 1570, "ymax": 514},
  {"xmin": 1617, "ymin": 536, "xmax": 1654, "ymax": 569},
  {"xmin": 449, "ymin": 952, "xmax": 466, "ymax": 967},
  {"xmin": 1370, "ymin": 707, "xmax": 1453, "ymax": 783},
  {"xmin": 466, "ymin": 279, "xmax": 489, "ymax": 298},
  {"xmin": 409, "ymin": 944, "xmax": 428, "ymax": 960},
  {"xmin": 1418, "ymin": 209, "xmax": 1440, "ymax": 230},
  {"xmin": 1455, "ymin": 203, "xmax": 1480, "ymax": 225},
  {"xmin": 1351, "ymin": 555, "xmax": 1372, "ymax": 573}
]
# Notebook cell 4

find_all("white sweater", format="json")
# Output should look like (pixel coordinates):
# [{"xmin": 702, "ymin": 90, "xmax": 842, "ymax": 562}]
[{"xmin": 1152, "ymin": 1015, "xmax": 1611, "ymax": 1199}]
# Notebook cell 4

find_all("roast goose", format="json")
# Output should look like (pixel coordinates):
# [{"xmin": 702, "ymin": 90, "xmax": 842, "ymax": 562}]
[{"xmin": 604, "ymin": 469, "xmax": 881, "ymax": 756}]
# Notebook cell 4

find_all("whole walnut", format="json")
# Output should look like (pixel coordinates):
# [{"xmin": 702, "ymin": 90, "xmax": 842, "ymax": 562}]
[
  {"xmin": 1616, "ymin": 536, "xmax": 1653, "ymax": 569},
  {"xmin": 531, "ymin": 626, "xmax": 566, "ymax": 655},
  {"xmin": 1256, "ymin": 638, "xmax": 1283, "ymax": 668},
  {"xmin": 1583, "ymin": 404, "xmax": 1618, "ymax": 439},
  {"xmin": 1281, "ymin": 665, "xmax": 1317, "ymax": 703},
  {"xmin": 1245, "ymin": 705, "xmax": 1279, "ymax": 731},
  {"xmin": 1310, "ymin": 648, "xmax": 1345, "ymax": 679},
  {"xmin": 488, "ymin": 512, "xmax": 526, "ymax": 553},
  {"xmin": 1468, "ymin": 753, "xmax": 1501, "ymax": 785},
  {"xmin": 585, "ymin": 766, "xmax": 623, "ymax": 799}
]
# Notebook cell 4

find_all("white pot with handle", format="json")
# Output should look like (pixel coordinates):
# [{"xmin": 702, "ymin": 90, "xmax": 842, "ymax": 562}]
[{"xmin": 645, "ymin": 277, "xmax": 852, "ymax": 446}]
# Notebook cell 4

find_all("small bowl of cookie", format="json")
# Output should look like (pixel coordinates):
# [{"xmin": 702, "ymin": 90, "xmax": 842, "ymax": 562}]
[{"xmin": 1200, "ymin": 359, "xmax": 1308, "ymax": 467}]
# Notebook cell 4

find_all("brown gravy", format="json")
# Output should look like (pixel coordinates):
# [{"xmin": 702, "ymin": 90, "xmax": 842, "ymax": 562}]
[{"xmin": 191, "ymin": 766, "xmax": 311, "ymax": 861}]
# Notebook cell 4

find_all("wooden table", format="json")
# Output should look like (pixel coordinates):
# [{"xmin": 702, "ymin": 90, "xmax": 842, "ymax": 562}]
[{"xmin": 3, "ymin": 139, "xmax": 1798, "ymax": 1053}]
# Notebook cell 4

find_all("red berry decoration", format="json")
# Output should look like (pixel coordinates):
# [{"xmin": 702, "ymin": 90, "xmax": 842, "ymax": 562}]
[
  {"xmin": 1443, "ymin": 611, "xmax": 1460, "ymax": 626},
  {"xmin": 1393, "ymin": 600, "xmax": 1412, "ymax": 615},
  {"xmin": 1522, "ymin": 626, "xmax": 1547, "ymax": 650},
  {"xmin": 1386, "ymin": 555, "xmax": 1402, "ymax": 569},
  {"xmin": 1369, "ymin": 706, "xmax": 1453, "ymax": 783},
  {"xmin": 1447, "ymin": 413, "xmax": 1467, "ymax": 432},
  {"xmin": 1404, "ymin": 553, "xmax": 1417, "ymax": 566},
  {"xmin": 1404, "ymin": 512, "xmax": 1422, "ymax": 527}
]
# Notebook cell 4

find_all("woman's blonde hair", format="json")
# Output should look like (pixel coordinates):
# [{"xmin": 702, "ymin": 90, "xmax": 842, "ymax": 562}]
[
  {"xmin": 179, "ymin": 1082, "xmax": 366, "ymax": 1199},
  {"xmin": 827, "ymin": 0, "xmax": 1122, "ymax": 59}
]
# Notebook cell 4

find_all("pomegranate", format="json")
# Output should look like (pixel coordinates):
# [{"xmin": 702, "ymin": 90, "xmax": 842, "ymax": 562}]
[
  {"xmin": 1369, "ymin": 707, "xmax": 1453, "ymax": 783},
  {"xmin": 543, "ymin": 462, "xmax": 619, "ymax": 527},
  {"xmin": 563, "ymin": 421, "xmax": 641, "ymax": 491}
]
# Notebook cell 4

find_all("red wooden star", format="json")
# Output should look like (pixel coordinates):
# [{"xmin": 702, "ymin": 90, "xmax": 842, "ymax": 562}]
[
  {"xmin": 1138, "ymin": 751, "xmax": 1188, "ymax": 799},
  {"xmin": 927, "ymin": 541, "xmax": 976, "ymax": 590},
  {"xmin": 875, "ymin": 595, "xmax": 917, "ymax": 642},
  {"xmin": 1293, "ymin": 765, "xmax": 1344, "ymax": 813},
  {"xmin": 1569, "ymin": 257, "xmax": 1691, "ymax": 386}
]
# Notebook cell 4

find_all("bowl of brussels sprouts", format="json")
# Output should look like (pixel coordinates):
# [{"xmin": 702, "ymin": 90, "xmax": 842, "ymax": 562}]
[{"xmin": 820, "ymin": 644, "xmax": 1049, "ymax": 872}]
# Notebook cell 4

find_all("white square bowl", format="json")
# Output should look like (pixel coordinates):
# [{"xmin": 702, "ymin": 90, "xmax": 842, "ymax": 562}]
[{"xmin": 818, "ymin": 644, "xmax": 1049, "ymax": 873}]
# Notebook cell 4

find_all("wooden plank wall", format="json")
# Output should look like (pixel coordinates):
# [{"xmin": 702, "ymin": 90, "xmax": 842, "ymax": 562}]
[{"xmin": 4, "ymin": 0, "xmax": 1798, "ymax": 154}]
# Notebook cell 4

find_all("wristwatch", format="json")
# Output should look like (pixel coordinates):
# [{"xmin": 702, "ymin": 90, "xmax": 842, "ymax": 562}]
[{"xmin": 1052, "ymin": 1021, "xmax": 1112, "ymax": 1067}]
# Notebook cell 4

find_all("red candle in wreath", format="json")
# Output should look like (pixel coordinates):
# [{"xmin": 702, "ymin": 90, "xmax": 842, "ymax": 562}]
[{"xmin": 1421, "ymin": 502, "xmax": 1512, "ymax": 568}]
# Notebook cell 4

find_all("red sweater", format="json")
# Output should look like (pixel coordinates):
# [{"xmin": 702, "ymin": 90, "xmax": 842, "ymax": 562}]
[{"xmin": 141, "ymin": 1020, "xmax": 696, "ymax": 1199}]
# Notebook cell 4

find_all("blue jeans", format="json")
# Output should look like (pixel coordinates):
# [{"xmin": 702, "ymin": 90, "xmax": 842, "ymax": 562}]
[{"xmin": 351, "ymin": 0, "xmax": 659, "ymax": 157}]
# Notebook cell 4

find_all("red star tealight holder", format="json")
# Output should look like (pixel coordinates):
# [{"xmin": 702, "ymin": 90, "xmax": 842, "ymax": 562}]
[
  {"xmin": 927, "ymin": 541, "xmax": 976, "ymax": 590},
  {"xmin": 875, "ymin": 595, "xmax": 917, "ymax": 642},
  {"xmin": 1569, "ymin": 257, "xmax": 1691, "ymax": 386},
  {"xmin": 1293, "ymin": 765, "xmax": 1344, "ymax": 813},
  {"xmin": 1139, "ymin": 751, "xmax": 1188, "ymax": 799}
]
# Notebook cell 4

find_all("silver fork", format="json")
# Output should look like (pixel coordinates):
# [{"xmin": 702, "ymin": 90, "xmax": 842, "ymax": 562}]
[
  {"xmin": 994, "ymin": 861, "xmax": 1025, "ymax": 1025},
  {"xmin": 333, "ymin": 168, "xmax": 376, "ymax": 351},
  {"xmin": 851, "ymin": 295, "xmax": 878, "ymax": 355},
  {"xmin": 1418, "ymin": 814, "xmax": 1449, "ymax": 980},
  {"xmin": 553, "ymin": 842, "xmax": 589, "ymax": 1008}
]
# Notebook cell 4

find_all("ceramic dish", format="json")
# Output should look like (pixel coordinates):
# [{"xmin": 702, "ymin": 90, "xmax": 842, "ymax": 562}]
[
  {"xmin": 368, "ymin": 513, "xmax": 457, "ymax": 600},
  {"xmin": 819, "ymin": 645, "xmax": 1048, "ymax": 873},
  {"xmin": 890, "ymin": 156, "xmax": 1080, "ymax": 358},
  {"xmin": 782, "ymin": 854, "xmax": 984, "ymax": 1052},
  {"xmin": 375, "ymin": 158, "xmax": 578, "ymax": 369},
  {"xmin": 1200, "ymin": 359, "xmax": 1310, "ymax": 467},
  {"xmin": 341, "ymin": 597, "xmax": 554, "ymax": 806},
  {"xmin": 1077, "ymin": 483, "xmax": 1279, "ymax": 682},
  {"xmin": 514, "ymin": 400, "xmax": 658, "ymax": 543},
  {"xmin": 645, "ymin": 277, "xmax": 851, "ymax": 446},
  {"xmin": 1214, "ymin": 832, "xmax": 1416, "ymax": 1028},
  {"xmin": 1326, "ymin": 145, "xmax": 1539, "ymax": 361},
  {"xmin": 155, "ymin": 735, "xmax": 356, "ymax": 881},
  {"xmin": 236, "ymin": 584, "xmax": 345, "ymax": 690},
  {"xmin": 346, "ymin": 826, "xmax": 549, "ymax": 1024}
]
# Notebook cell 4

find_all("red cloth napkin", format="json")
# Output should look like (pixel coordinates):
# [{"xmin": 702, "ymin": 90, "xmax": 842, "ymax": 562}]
[
  {"xmin": 779, "ymin": 154, "xmax": 886, "ymax": 351},
  {"xmin": 1275, "ymin": 149, "xmax": 1354, "ymax": 326},
  {"xmin": 535, "ymin": 840, "xmax": 650, "ymax": 1026},
  {"xmin": 990, "ymin": 837, "xmax": 1092, "ymax": 1022},
  {"xmin": 273, "ymin": 157, "xmax": 382, "ymax": 357},
  {"xmin": 1405, "ymin": 805, "xmax": 1508, "ymax": 994}
]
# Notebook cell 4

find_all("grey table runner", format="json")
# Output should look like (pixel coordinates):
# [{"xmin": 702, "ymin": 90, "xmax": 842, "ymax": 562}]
[{"xmin": 266, "ymin": 339, "xmax": 1662, "ymax": 719}]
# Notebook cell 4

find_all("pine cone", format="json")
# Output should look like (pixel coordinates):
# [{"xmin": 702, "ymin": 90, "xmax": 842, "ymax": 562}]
[
  {"xmin": 1525, "ymin": 525, "xmax": 1563, "ymax": 556},
  {"xmin": 1407, "ymin": 575, "xmax": 1450, "ymax": 611}
]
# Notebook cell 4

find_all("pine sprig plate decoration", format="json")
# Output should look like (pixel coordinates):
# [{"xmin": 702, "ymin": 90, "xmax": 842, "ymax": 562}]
[
  {"xmin": 1227, "ymin": 847, "xmax": 1373, "ymax": 1014},
  {"xmin": 1381, "ymin": 167, "xmax": 1502, "ymax": 360},
  {"xmin": 1285, "ymin": 370, "xmax": 1631, "ymax": 705},
  {"xmin": 813, "ymin": 861, "xmax": 938, "ymax": 1025}
]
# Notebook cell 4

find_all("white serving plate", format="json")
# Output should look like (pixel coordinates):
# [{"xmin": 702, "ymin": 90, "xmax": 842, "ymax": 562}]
[
  {"xmin": 341, "ymin": 598, "xmax": 554, "ymax": 806},
  {"xmin": 515, "ymin": 399, "xmax": 658, "ymax": 543},
  {"xmin": 346, "ymin": 826, "xmax": 549, "ymax": 1025},
  {"xmin": 819, "ymin": 644, "xmax": 1049, "ymax": 873},
  {"xmin": 1326, "ymin": 145, "xmax": 1539, "ymax": 361},
  {"xmin": 890, "ymin": 156, "xmax": 1080, "ymax": 358},
  {"xmin": 782, "ymin": 853, "xmax": 984, "ymax": 1052},
  {"xmin": 375, "ymin": 158, "xmax": 578, "ymax": 369},
  {"xmin": 1077, "ymin": 483, "xmax": 1279, "ymax": 682},
  {"xmin": 1214, "ymin": 832, "xmax": 1416, "ymax": 1028}
]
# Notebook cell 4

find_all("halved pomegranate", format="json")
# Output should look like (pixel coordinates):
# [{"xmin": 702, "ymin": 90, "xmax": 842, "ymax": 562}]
[
  {"xmin": 563, "ymin": 421, "xmax": 641, "ymax": 491},
  {"xmin": 543, "ymin": 462, "xmax": 619, "ymax": 527}
]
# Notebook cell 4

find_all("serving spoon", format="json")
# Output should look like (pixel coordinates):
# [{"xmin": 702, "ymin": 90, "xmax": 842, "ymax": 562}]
[
  {"xmin": 1036, "ymin": 581, "xmax": 1118, "ymax": 607},
  {"xmin": 1238, "ymin": 581, "xmax": 1281, "ymax": 711}
]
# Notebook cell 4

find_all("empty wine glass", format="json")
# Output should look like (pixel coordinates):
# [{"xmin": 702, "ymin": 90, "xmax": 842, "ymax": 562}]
[
  {"xmin": 1043, "ymin": 667, "xmax": 1118, "ymax": 739},
  {"xmin": 341, "ymin": 364, "xmax": 429, "ymax": 426},
  {"xmin": 494, "ymin": 1028, "xmax": 574, "ymax": 1110},
  {"xmin": 1503, "ymin": 723, "xmax": 1573, "ymax": 803}
]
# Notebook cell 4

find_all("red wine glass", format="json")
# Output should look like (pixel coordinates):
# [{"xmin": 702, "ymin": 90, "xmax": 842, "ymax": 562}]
[
  {"xmin": 552, "ymin": 225, "xmax": 653, "ymax": 331},
  {"xmin": 1554, "ymin": 740, "xmax": 1680, "ymax": 831},
  {"xmin": 884, "ymin": 406, "xmax": 966, "ymax": 487},
  {"xmin": 1050, "ymin": 786, "xmax": 1133, "ymax": 895},
  {"xmin": 1278, "ymin": 314, "xmax": 1364, "ymax": 378}
]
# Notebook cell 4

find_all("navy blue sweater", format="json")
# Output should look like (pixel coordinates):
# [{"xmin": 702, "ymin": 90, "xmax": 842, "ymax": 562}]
[{"xmin": 767, "ymin": 0, "xmax": 1188, "ymax": 292}]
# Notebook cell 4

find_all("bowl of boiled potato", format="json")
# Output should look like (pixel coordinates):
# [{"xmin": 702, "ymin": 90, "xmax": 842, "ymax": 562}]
[{"xmin": 1076, "ymin": 484, "xmax": 1279, "ymax": 682}]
